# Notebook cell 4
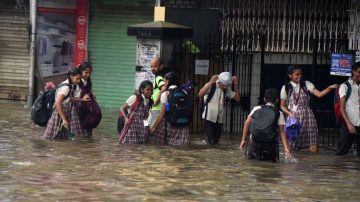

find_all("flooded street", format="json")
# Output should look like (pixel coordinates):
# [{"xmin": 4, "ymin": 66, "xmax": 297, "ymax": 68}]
[{"xmin": 0, "ymin": 100, "xmax": 359, "ymax": 201}]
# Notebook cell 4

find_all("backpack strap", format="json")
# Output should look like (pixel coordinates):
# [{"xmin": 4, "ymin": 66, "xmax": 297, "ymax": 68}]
[
  {"xmin": 204, "ymin": 83, "xmax": 217, "ymax": 120},
  {"xmin": 344, "ymin": 81, "xmax": 352, "ymax": 101},
  {"xmin": 286, "ymin": 81, "xmax": 309, "ymax": 100},
  {"xmin": 129, "ymin": 95, "xmax": 142, "ymax": 114}
]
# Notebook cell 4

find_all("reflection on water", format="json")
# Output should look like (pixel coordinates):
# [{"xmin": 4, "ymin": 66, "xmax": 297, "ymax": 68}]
[{"xmin": 0, "ymin": 101, "xmax": 359, "ymax": 201}]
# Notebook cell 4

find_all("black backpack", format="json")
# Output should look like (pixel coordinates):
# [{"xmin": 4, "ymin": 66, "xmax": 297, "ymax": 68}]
[
  {"xmin": 250, "ymin": 105, "xmax": 280, "ymax": 142},
  {"xmin": 31, "ymin": 83, "xmax": 71, "ymax": 127},
  {"xmin": 165, "ymin": 87, "xmax": 193, "ymax": 126}
]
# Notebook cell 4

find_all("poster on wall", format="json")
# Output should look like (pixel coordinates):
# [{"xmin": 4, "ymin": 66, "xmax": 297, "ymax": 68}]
[
  {"xmin": 195, "ymin": 59, "xmax": 209, "ymax": 75},
  {"xmin": 330, "ymin": 53, "xmax": 353, "ymax": 76},
  {"xmin": 135, "ymin": 39, "xmax": 160, "ymax": 89},
  {"xmin": 36, "ymin": 0, "xmax": 88, "ymax": 79}
]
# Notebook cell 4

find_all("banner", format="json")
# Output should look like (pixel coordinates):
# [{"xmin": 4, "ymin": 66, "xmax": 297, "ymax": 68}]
[
  {"xmin": 74, "ymin": 0, "xmax": 88, "ymax": 66},
  {"xmin": 330, "ymin": 53, "xmax": 353, "ymax": 77}
]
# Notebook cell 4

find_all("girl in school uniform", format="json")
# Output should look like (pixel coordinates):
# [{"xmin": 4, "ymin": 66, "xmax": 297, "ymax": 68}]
[
  {"xmin": 43, "ymin": 68, "xmax": 91, "ymax": 139},
  {"xmin": 119, "ymin": 80, "xmax": 153, "ymax": 144},
  {"xmin": 280, "ymin": 65, "xmax": 337, "ymax": 153},
  {"xmin": 74, "ymin": 62, "xmax": 99, "ymax": 136},
  {"xmin": 149, "ymin": 72, "xmax": 190, "ymax": 145}
]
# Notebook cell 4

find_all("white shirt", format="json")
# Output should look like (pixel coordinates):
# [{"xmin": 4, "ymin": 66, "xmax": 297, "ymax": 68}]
[
  {"xmin": 202, "ymin": 82, "xmax": 236, "ymax": 123},
  {"xmin": 339, "ymin": 78, "xmax": 360, "ymax": 127},
  {"xmin": 248, "ymin": 103, "xmax": 285, "ymax": 125},
  {"xmin": 280, "ymin": 81, "xmax": 315, "ymax": 100},
  {"xmin": 55, "ymin": 80, "xmax": 72, "ymax": 104},
  {"xmin": 125, "ymin": 94, "xmax": 149, "ymax": 113}
]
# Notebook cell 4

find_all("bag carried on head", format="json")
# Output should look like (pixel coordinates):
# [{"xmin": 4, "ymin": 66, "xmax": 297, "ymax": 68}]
[
  {"xmin": 31, "ymin": 83, "xmax": 71, "ymax": 127},
  {"xmin": 117, "ymin": 95, "xmax": 142, "ymax": 133},
  {"xmin": 165, "ymin": 87, "xmax": 193, "ymax": 126},
  {"xmin": 285, "ymin": 116, "xmax": 301, "ymax": 141},
  {"xmin": 250, "ymin": 105, "xmax": 280, "ymax": 142},
  {"xmin": 78, "ymin": 94, "xmax": 102, "ymax": 129},
  {"xmin": 334, "ymin": 81, "xmax": 351, "ymax": 123}
]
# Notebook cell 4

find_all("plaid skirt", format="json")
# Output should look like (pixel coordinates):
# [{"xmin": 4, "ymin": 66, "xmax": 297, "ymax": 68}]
[
  {"xmin": 291, "ymin": 107, "xmax": 318, "ymax": 149},
  {"xmin": 288, "ymin": 89, "xmax": 318, "ymax": 149},
  {"xmin": 42, "ymin": 104, "xmax": 90, "ymax": 139},
  {"xmin": 119, "ymin": 105, "xmax": 150, "ymax": 144},
  {"xmin": 149, "ymin": 119, "xmax": 189, "ymax": 146}
]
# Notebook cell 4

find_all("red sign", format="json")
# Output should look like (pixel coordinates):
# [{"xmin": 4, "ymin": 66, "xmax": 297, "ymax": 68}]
[{"xmin": 74, "ymin": 0, "xmax": 88, "ymax": 66}]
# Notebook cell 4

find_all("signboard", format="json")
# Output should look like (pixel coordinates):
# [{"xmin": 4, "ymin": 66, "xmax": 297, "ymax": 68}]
[
  {"xmin": 195, "ymin": 59, "xmax": 209, "ymax": 75},
  {"xmin": 330, "ymin": 53, "xmax": 353, "ymax": 76},
  {"xmin": 356, "ymin": 50, "xmax": 360, "ymax": 63}
]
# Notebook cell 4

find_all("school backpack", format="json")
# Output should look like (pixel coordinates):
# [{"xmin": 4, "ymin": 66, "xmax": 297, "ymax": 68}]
[
  {"xmin": 78, "ymin": 95, "xmax": 102, "ymax": 129},
  {"xmin": 31, "ymin": 83, "xmax": 71, "ymax": 127},
  {"xmin": 334, "ymin": 81, "xmax": 352, "ymax": 123},
  {"xmin": 250, "ymin": 105, "xmax": 280, "ymax": 142},
  {"xmin": 117, "ymin": 95, "xmax": 142, "ymax": 133},
  {"xmin": 285, "ymin": 116, "xmax": 301, "ymax": 141},
  {"xmin": 165, "ymin": 87, "xmax": 193, "ymax": 126}
]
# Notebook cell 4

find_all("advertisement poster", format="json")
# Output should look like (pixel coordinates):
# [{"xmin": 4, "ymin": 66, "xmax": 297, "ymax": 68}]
[
  {"xmin": 36, "ymin": 0, "xmax": 88, "ymax": 78},
  {"xmin": 135, "ymin": 39, "xmax": 160, "ymax": 89},
  {"xmin": 330, "ymin": 53, "xmax": 353, "ymax": 76}
]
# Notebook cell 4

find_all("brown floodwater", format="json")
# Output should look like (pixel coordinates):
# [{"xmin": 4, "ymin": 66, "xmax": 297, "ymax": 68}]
[{"xmin": 0, "ymin": 100, "xmax": 359, "ymax": 201}]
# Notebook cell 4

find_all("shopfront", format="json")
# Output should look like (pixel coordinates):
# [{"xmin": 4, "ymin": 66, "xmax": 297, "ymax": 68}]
[
  {"xmin": 0, "ymin": 0, "xmax": 29, "ymax": 100},
  {"xmin": 88, "ymin": 0, "xmax": 153, "ymax": 109}
]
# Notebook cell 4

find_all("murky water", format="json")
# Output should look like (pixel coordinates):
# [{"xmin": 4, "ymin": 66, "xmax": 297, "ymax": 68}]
[{"xmin": 0, "ymin": 100, "xmax": 359, "ymax": 201}]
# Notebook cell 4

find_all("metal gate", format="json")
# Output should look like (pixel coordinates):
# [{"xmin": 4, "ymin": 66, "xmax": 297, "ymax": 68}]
[
  {"xmin": 312, "ymin": 38, "xmax": 352, "ymax": 149},
  {"xmin": 173, "ymin": 34, "xmax": 262, "ymax": 135}
]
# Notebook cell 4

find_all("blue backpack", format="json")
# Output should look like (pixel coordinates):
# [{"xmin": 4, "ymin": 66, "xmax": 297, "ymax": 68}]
[
  {"xmin": 285, "ymin": 116, "xmax": 301, "ymax": 141},
  {"xmin": 165, "ymin": 87, "xmax": 193, "ymax": 126}
]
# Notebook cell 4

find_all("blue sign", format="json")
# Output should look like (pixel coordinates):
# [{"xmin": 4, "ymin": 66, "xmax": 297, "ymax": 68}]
[{"xmin": 330, "ymin": 53, "xmax": 353, "ymax": 76}]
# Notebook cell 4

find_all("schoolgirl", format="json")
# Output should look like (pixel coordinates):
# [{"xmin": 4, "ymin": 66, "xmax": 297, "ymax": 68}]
[
  {"xmin": 149, "ymin": 72, "xmax": 190, "ymax": 145},
  {"xmin": 280, "ymin": 65, "xmax": 337, "ymax": 152},
  {"xmin": 43, "ymin": 68, "xmax": 90, "ymax": 139},
  {"xmin": 119, "ymin": 80, "xmax": 153, "ymax": 144}
]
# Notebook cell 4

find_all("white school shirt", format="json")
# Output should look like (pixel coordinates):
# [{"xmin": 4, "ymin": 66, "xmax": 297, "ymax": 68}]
[
  {"xmin": 73, "ymin": 78, "xmax": 87, "ymax": 98},
  {"xmin": 280, "ymin": 81, "xmax": 315, "ymax": 100},
  {"xmin": 55, "ymin": 80, "xmax": 73, "ymax": 104},
  {"xmin": 202, "ymin": 82, "xmax": 236, "ymax": 123},
  {"xmin": 248, "ymin": 103, "xmax": 285, "ymax": 125},
  {"xmin": 125, "ymin": 94, "xmax": 149, "ymax": 113},
  {"xmin": 339, "ymin": 78, "xmax": 360, "ymax": 127}
]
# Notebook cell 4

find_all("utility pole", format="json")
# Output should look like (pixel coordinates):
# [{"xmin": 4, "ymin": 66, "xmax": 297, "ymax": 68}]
[{"xmin": 26, "ymin": 0, "xmax": 37, "ymax": 108}]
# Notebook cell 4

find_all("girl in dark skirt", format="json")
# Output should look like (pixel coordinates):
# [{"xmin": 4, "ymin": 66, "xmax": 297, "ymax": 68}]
[
  {"xmin": 74, "ymin": 62, "xmax": 99, "ymax": 136},
  {"xmin": 280, "ymin": 65, "xmax": 337, "ymax": 153},
  {"xmin": 43, "ymin": 68, "xmax": 91, "ymax": 139},
  {"xmin": 119, "ymin": 80, "xmax": 153, "ymax": 144},
  {"xmin": 149, "ymin": 72, "xmax": 190, "ymax": 146}
]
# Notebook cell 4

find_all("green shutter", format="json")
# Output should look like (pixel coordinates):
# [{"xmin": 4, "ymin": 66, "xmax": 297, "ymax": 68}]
[{"xmin": 88, "ymin": 0, "xmax": 153, "ymax": 109}]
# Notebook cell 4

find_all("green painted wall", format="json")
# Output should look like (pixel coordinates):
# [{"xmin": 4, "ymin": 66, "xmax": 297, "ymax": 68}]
[{"xmin": 88, "ymin": 0, "xmax": 153, "ymax": 109}]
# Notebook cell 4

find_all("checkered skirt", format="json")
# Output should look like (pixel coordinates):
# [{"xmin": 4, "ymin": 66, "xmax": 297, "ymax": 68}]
[
  {"xmin": 42, "ymin": 104, "xmax": 90, "ymax": 139},
  {"xmin": 287, "ymin": 89, "xmax": 318, "ymax": 149},
  {"xmin": 149, "ymin": 119, "xmax": 189, "ymax": 146},
  {"xmin": 119, "ymin": 104, "xmax": 150, "ymax": 144}
]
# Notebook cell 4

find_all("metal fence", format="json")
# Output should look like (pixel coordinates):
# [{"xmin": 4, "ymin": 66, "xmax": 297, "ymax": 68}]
[{"xmin": 172, "ymin": 34, "xmax": 261, "ymax": 136}]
